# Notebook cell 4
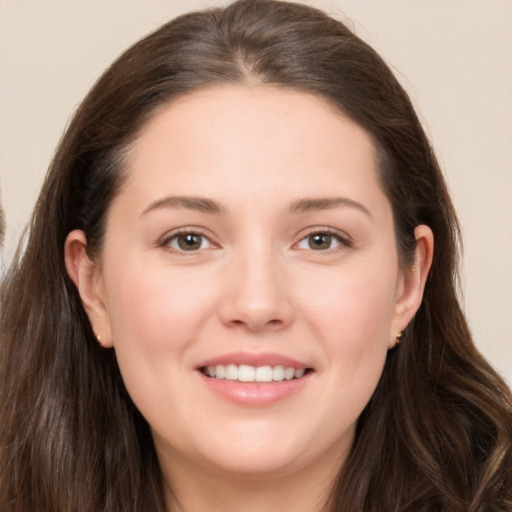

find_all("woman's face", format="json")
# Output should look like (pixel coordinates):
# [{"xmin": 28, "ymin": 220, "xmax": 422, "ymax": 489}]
[{"xmin": 70, "ymin": 85, "xmax": 429, "ymax": 481}]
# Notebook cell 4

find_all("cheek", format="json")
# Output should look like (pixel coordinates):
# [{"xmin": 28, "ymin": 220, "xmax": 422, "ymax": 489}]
[
  {"xmin": 101, "ymin": 260, "xmax": 221, "ymax": 429},
  {"xmin": 298, "ymin": 263, "xmax": 396, "ymax": 394},
  {"xmin": 300, "ymin": 262, "xmax": 397, "ymax": 342},
  {"xmin": 105, "ymin": 261, "xmax": 219, "ymax": 350}
]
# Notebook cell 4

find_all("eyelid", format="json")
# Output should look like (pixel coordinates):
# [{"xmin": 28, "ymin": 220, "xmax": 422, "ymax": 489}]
[
  {"xmin": 157, "ymin": 225, "xmax": 352, "ymax": 253},
  {"xmin": 158, "ymin": 226, "xmax": 219, "ymax": 252},
  {"xmin": 293, "ymin": 226, "xmax": 353, "ymax": 251}
]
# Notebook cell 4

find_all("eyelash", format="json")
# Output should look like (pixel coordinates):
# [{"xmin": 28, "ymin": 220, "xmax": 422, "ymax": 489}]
[
  {"xmin": 294, "ymin": 227, "xmax": 352, "ymax": 252},
  {"xmin": 159, "ymin": 227, "xmax": 352, "ymax": 254},
  {"xmin": 159, "ymin": 228, "xmax": 216, "ymax": 253}
]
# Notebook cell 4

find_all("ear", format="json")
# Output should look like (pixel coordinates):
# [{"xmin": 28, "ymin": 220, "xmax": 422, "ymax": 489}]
[
  {"xmin": 64, "ymin": 230, "xmax": 113, "ymax": 348},
  {"xmin": 389, "ymin": 224, "xmax": 434, "ymax": 348}
]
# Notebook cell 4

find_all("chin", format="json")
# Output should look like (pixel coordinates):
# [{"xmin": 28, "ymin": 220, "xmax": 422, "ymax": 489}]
[
  {"xmin": 187, "ymin": 419, "xmax": 347, "ymax": 479},
  {"xmin": 199, "ymin": 446, "xmax": 308, "ymax": 479}
]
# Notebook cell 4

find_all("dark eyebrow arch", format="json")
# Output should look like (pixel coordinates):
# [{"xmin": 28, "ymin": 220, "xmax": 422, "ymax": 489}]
[
  {"xmin": 289, "ymin": 197, "xmax": 371, "ymax": 217},
  {"xmin": 141, "ymin": 196, "xmax": 225, "ymax": 216}
]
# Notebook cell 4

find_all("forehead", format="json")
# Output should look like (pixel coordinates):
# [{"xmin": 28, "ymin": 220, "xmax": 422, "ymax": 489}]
[
  {"xmin": 134, "ymin": 85, "xmax": 375, "ymax": 157},
  {"xmin": 116, "ymin": 85, "xmax": 386, "ymax": 216}
]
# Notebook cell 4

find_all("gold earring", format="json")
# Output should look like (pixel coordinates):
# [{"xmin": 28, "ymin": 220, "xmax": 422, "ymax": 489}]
[
  {"xmin": 395, "ymin": 332, "xmax": 403, "ymax": 344},
  {"xmin": 96, "ymin": 334, "xmax": 101, "ymax": 343}
]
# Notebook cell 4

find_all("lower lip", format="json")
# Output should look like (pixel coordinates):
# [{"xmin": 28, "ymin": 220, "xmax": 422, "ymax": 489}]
[{"xmin": 198, "ymin": 371, "xmax": 312, "ymax": 407}]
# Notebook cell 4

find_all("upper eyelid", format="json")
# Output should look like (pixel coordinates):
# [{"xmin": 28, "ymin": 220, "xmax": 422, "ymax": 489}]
[
  {"xmin": 158, "ymin": 227, "xmax": 217, "ymax": 247},
  {"xmin": 294, "ymin": 226, "xmax": 352, "ymax": 244},
  {"xmin": 156, "ymin": 225, "xmax": 352, "ymax": 248}
]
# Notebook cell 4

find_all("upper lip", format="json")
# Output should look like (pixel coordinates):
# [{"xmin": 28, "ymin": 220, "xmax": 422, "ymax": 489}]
[{"xmin": 196, "ymin": 351, "xmax": 312, "ymax": 370}]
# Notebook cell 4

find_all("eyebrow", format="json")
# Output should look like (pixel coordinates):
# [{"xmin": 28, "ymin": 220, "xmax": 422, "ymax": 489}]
[
  {"xmin": 141, "ymin": 196, "xmax": 225, "ymax": 216},
  {"xmin": 141, "ymin": 195, "xmax": 371, "ymax": 218},
  {"xmin": 289, "ymin": 197, "xmax": 371, "ymax": 217}
]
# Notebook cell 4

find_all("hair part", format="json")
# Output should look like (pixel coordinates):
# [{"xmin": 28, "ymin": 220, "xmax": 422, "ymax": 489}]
[{"xmin": 1, "ymin": 1, "xmax": 511, "ymax": 511}]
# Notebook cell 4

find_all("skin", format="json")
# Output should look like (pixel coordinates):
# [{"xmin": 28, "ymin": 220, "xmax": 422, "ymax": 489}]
[{"xmin": 66, "ymin": 85, "xmax": 433, "ymax": 512}]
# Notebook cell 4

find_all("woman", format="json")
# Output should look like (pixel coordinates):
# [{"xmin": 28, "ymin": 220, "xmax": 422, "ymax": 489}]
[{"xmin": 1, "ymin": 1, "xmax": 511, "ymax": 510}]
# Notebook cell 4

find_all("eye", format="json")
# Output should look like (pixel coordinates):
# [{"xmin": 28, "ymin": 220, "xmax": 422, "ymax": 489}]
[
  {"xmin": 164, "ymin": 232, "xmax": 213, "ymax": 252},
  {"xmin": 296, "ymin": 231, "xmax": 348, "ymax": 251}
]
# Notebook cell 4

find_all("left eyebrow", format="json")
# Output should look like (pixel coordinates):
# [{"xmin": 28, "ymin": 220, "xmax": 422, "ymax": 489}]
[{"xmin": 289, "ymin": 197, "xmax": 372, "ymax": 217}]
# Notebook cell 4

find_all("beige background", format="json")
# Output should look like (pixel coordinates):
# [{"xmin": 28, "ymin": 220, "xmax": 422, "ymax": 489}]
[{"xmin": 1, "ymin": 0, "xmax": 511, "ymax": 386}]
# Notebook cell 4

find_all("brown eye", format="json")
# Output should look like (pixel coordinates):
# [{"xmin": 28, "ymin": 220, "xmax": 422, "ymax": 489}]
[
  {"xmin": 166, "ymin": 232, "xmax": 212, "ymax": 252},
  {"xmin": 308, "ymin": 233, "xmax": 332, "ymax": 250},
  {"xmin": 178, "ymin": 234, "xmax": 202, "ymax": 250},
  {"xmin": 296, "ymin": 231, "xmax": 346, "ymax": 251}
]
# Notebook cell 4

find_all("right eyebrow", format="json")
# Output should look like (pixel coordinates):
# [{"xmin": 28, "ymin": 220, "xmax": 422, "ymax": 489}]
[{"xmin": 140, "ymin": 195, "xmax": 225, "ymax": 217}]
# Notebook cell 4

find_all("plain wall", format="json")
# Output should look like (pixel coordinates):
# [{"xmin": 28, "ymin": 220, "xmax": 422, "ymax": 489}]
[{"xmin": 1, "ymin": 0, "xmax": 511, "ymax": 386}]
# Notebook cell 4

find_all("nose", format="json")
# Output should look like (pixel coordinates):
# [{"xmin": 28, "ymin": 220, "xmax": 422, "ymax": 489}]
[{"xmin": 218, "ymin": 248, "xmax": 295, "ymax": 332}]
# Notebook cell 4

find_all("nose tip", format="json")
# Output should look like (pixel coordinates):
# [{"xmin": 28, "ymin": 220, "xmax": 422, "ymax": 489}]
[{"xmin": 218, "ymin": 261, "xmax": 294, "ymax": 332}]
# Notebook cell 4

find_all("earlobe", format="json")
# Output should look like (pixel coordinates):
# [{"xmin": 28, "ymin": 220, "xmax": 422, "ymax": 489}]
[
  {"xmin": 390, "ymin": 224, "xmax": 434, "ymax": 347},
  {"xmin": 64, "ymin": 230, "xmax": 114, "ymax": 348}
]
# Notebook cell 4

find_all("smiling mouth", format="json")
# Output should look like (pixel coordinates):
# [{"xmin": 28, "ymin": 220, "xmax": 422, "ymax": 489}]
[{"xmin": 200, "ymin": 364, "xmax": 313, "ymax": 383}]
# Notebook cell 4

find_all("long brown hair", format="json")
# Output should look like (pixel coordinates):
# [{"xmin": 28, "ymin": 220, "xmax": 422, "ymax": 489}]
[{"xmin": 1, "ymin": 1, "xmax": 511, "ymax": 510}]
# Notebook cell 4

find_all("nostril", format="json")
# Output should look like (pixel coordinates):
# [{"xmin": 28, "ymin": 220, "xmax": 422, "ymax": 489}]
[{"xmin": 228, "ymin": 318, "xmax": 282, "ymax": 329}]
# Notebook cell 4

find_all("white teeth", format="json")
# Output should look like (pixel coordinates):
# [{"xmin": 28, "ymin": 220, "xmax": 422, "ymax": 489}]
[
  {"xmin": 294, "ymin": 368, "xmax": 305, "ymax": 378},
  {"xmin": 238, "ymin": 364, "xmax": 255, "ymax": 382},
  {"xmin": 284, "ymin": 367, "xmax": 295, "ymax": 380},
  {"xmin": 204, "ymin": 364, "xmax": 308, "ymax": 382},
  {"xmin": 272, "ymin": 365, "xmax": 285, "ymax": 381},
  {"xmin": 255, "ymin": 365, "xmax": 273, "ymax": 382},
  {"xmin": 215, "ymin": 365, "xmax": 225, "ymax": 379},
  {"xmin": 225, "ymin": 364, "xmax": 238, "ymax": 380}
]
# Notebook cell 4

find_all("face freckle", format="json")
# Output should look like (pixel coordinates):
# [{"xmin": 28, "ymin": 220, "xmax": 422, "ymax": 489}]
[{"xmin": 91, "ymin": 84, "xmax": 417, "ymax": 482}]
